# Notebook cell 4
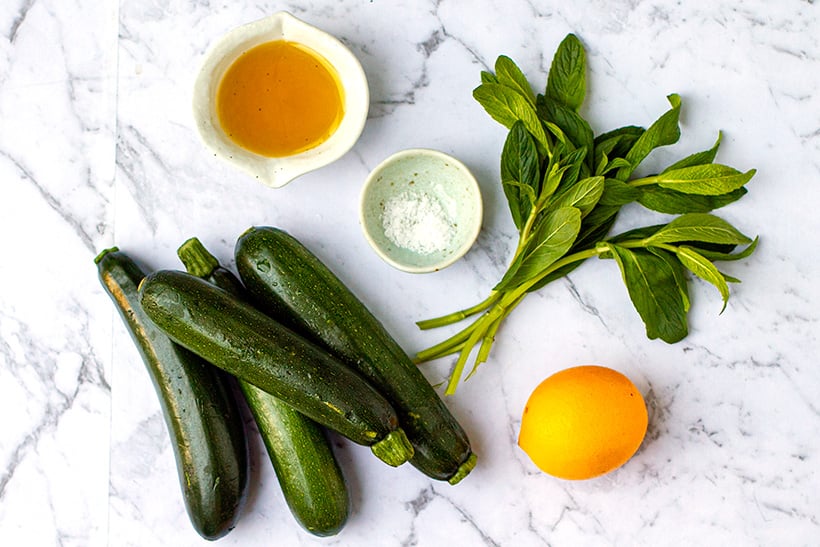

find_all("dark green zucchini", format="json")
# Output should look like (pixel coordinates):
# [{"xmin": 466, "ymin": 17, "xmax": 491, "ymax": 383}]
[
  {"xmin": 234, "ymin": 227, "xmax": 476, "ymax": 484},
  {"xmin": 94, "ymin": 248, "xmax": 249, "ymax": 540},
  {"xmin": 138, "ymin": 268, "xmax": 413, "ymax": 467},
  {"xmin": 177, "ymin": 238, "xmax": 349, "ymax": 536}
]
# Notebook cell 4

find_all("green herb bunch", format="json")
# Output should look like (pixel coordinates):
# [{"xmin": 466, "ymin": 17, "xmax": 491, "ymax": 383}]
[{"xmin": 415, "ymin": 34, "xmax": 758, "ymax": 395}]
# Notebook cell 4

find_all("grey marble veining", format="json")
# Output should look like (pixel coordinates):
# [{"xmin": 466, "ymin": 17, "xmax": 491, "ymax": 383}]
[
  {"xmin": 2, "ymin": 0, "xmax": 117, "ymax": 545},
  {"xmin": 2, "ymin": 1, "xmax": 819, "ymax": 545}
]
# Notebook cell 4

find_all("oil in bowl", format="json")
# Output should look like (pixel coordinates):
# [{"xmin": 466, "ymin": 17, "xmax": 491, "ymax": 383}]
[
  {"xmin": 193, "ymin": 12, "xmax": 369, "ymax": 188},
  {"xmin": 216, "ymin": 40, "xmax": 344, "ymax": 157}
]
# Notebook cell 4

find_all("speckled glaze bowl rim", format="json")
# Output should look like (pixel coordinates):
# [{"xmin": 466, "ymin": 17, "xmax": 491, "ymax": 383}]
[
  {"xmin": 192, "ymin": 11, "xmax": 370, "ymax": 188},
  {"xmin": 359, "ymin": 148, "xmax": 483, "ymax": 273}
]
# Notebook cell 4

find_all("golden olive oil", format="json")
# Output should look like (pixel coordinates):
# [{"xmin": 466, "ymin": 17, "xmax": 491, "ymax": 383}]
[{"xmin": 216, "ymin": 40, "xmax": 344, "ymax": 157}]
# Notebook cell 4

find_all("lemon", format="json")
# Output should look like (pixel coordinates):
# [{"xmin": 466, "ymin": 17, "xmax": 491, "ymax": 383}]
[{"xmin": 518, "ymin": 365, "xmax": 648, "ymax": 480}]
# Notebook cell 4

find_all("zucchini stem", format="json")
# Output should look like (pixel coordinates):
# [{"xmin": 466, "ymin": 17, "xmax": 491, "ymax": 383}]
[
  {"xmin": 178, "ymin": 237, "xmax": 219, "ymax": 278},
  {"xmin": 370, "ymin": 428, "xmax": 414, "ymax": 467},
  {"xmin": 447, "ymin": 453, "xmax": 478, "ymax": 485},
  {"xmin": 94, "ymin": 247, "xmax": 119, "ymax": 264}
]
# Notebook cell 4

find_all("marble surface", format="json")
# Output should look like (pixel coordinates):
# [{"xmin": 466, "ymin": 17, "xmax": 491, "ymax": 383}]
[{"xmin": 2, "ymin": 1, "xmax": 819, "ymax": 545}]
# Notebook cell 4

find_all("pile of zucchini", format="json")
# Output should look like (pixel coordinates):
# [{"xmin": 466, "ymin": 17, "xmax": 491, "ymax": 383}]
[{"xmin": 96, "ymin": 226, "xmax": 475, "ymax": 540}]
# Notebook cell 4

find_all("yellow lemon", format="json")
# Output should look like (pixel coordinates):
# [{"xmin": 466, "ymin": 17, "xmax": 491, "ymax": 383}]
[{"xmin": 518, "ymin": 365, "xmax": 648, "ymax": 480}]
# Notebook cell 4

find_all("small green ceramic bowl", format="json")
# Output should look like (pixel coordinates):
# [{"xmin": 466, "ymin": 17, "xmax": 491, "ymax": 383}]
[{"xmin": 360, "ymin": 148, "xmax": 483, "ymax": 273}]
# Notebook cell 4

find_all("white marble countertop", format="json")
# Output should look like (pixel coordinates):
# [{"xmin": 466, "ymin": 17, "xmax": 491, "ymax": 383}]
[{"xmin": 2, "ymin": 1, "xmax": 819, "ymax": 545}]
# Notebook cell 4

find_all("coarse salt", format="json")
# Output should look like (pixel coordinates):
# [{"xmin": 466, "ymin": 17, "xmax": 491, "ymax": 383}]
[{"xmin": 382, "ymin": 190, "xmax": 454, "ymax": 254}]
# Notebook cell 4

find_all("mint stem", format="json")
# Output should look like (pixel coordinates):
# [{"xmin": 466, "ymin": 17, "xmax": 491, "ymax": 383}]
[
  {"xmin": 416, "ymin": 292, "xmax": 501, "ymax": 329},
  {"xmin": 417, "ymin": 245, "xmax": 607, "ymax": 393}
]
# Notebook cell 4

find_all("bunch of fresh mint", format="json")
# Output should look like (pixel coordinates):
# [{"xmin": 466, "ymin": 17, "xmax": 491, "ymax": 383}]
[{"xmin": 415, "ymin": 34, "xmax": 758, "ymax": 395}]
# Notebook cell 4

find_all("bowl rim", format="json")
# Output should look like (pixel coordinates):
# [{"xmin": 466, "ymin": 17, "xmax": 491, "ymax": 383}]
[
  {"xmin": 192, "ymin": 11, "xmax": 369, "ymax": 188},
  {"xmin": 359, "ymin": 148, "xmax": 483, "ymax": 274}
]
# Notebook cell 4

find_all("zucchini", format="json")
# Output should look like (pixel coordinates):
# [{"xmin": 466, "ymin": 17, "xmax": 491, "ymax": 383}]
[
  {"xmin": 94, "ymin": 248, "xmax": 249, "ymax": 540},
  {"xmin": 177, "ymin": 238, "xmax": 349, "ymax": 536},
  {"xmin": 138, "ymin": 268, "xmax": 413, "ymax": 467},
  {"xmin": 234, "ymin": 227, "xmax": 476, "ymax": 484}
]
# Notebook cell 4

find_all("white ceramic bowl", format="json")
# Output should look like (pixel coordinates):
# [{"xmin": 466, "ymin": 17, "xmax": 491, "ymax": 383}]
[
  {"xmin": 192, "ymin": 12, "xmax": 369, "ymax": 188},
  {"xmin": 360, "ymin": 149, "xmax": 483, "ymax": 273}
]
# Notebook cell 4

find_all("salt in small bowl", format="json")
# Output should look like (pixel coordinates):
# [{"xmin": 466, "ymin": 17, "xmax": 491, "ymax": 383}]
[{"xmin": 360, "ymin": 149, "xmax": 483, "ymax": 273}]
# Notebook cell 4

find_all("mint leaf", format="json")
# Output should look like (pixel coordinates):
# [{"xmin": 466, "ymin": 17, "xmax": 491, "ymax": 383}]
[
  {"xmin": 552, "ymin": 145, "xmax": 590, "ymax": 193},
  {"xmin": 546, "ymin": 34, "xmax": 586, "ymax": 111},
  {"xmin": 651, "ymin": 247, "xmax": 691, "ymax": 314},
  {"xmin": 675, "ymin": 246, "xmax": 731, "ymax": 312},
  {"xmin": 599, "ymin": 178, "xmax": 642, "ymax": 206},
  {"xmin": 720, "ymin": 271, "xmax": 742, "ymax": 284},
  {"xmin": 524, "ymin": 202, "xmax": 622, "ymax": 294},
  {"xmin": 653, "ymin": 164, "xmax": 756, "ymax": 195},
  {"xmin": 537, "ymin": 98, "xmax": 595, "ymax": 168},
  {"xmin": 687, "ymin": 236, "xmax": 759, "ymax": 262},
  {"xmin": 500, "ymin": 121, "xmax": 540, "ymax": 229},
  {"xmin": 645, "ymin": 213, "xmax": 752, "ymax": 246},
  {"xmin": 495, "ymin": 55, "xmax": 536, "ymax": 106},
  {"xmin": 597, "ymin": 157, "xmax": 633, "ymax": 176},
  {"xmin": 547, "ymin": 176, "xmax": 605, "ymax": 218},
  {"xmin": 637, "ymin": 186, "xmax": 747, "ymax": 213},
  {"xmin": 495, "ymin": 207, "xmax": 581, "ymax": 291},
  {"xmin": 604, "ymin": 243, "xmax": 689, "ymax": 343},
  {"xmin": 573, "ymin": 204, "xmax": 620, "ymax": 248},
  {"xmin": 661, "ymin": 132, "xmax": 722, "ymax": 173},
  {"xmin": 540, "ymin": 161, "xmax": 568, "ymax": 204},
  {"xmin": 473, "ymin": 83, "xmax": 550, "ymax": 151},
  {"xmin": 594, "ymin": 125, "xmax": 645, "ymax": 162},
  {"xmin": 617, "ymin": 94, "xmax": 682, "ymax": 180},
  {"xmin": 503, "ymin": 180, "xmax": 537, "ymax": 209},
  {"xmin": 480, "ymin": 70, "xmax": 498, "ymax": 84},
  {"xmin": 608, "ymin": 224, "xmax": 665, "ymax": 244}
]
